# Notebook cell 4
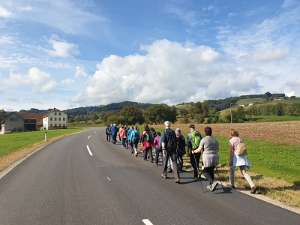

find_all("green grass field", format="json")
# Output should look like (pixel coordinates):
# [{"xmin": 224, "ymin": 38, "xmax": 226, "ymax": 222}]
[
  {"xmin": 216, "ymin": 137, "xmax": 300, "ymax": 184},
  {"xmin": 0, "ymin": 128, "xmax": 82, "ymax": 157}
]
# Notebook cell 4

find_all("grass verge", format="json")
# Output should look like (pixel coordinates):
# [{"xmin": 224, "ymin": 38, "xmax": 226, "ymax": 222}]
[{"xmin": 0, "ymin": 128, "xmax": 83, "ymax": 157}]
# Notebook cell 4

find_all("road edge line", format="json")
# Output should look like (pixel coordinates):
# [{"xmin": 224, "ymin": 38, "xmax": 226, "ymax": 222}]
[{"xmin": 238, "ymin": 189, "xmax": 300, "ymax": 215}]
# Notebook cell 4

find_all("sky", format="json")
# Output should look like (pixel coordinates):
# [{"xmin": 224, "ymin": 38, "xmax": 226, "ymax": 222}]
[{"xmin": 1, "ymin": 0, "xmax": 300, "ymax": 110}]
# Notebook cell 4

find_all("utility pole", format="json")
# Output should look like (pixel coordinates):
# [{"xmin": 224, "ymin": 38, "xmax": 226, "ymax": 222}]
[
  {"xmin": 230, "ymin": 103, "xmax": 233, "ymax": 124},
  {"xmin": 44, "ymin": 128, "xmax": 47, "ymax": 142}
]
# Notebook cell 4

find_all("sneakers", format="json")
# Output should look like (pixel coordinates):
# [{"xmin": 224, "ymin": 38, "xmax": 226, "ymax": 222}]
[
  {"xmin": 251, "ymin": 186, "xmax": 257, "ymax": 194},
  {"xmin": 175, "ymin": 179, "xmax": 180, "ymax": 184},
  {"xmin": 207, "ymin": 182, "xmax": 219, "ymax": 192},
  {"xmin": 161, "ymin": 174, "xmax": 167, "ymax": 179}
]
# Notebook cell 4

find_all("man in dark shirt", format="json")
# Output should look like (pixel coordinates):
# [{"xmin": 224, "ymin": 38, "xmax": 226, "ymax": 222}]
[{"xmin": 161, "ymin": 121, "xmax": 180, "ymax": 183}]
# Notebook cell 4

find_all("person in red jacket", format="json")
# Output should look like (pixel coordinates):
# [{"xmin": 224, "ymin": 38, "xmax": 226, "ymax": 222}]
[{"xmin": 142, "ymin": 125, "xmax": 154, "ymax": 162}]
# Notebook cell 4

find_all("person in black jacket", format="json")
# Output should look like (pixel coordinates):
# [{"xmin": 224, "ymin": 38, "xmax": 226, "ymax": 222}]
[
  {"xmin": 175, "ymin": 128, "xmax": 186, "ymax": 172},
  {"xmin": 105, "ymin": 124, "xmax": 111, "ymax": 142},
  {"xmin": 161, "ymin": 121, "xmax": 180, "ymax": 183}
]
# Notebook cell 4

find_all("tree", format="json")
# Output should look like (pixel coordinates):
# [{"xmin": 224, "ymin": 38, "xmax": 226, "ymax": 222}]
[
  {"xmin": 120, "ymin": 106, "xmax": 145, "ymax": 125},
  {"xmin": 219, "ymin": 107, "xmax": 246, "ymax": 123},
  {"xmin": 144, "ymin": 104, "xmax": 177, "ymax": 124}
]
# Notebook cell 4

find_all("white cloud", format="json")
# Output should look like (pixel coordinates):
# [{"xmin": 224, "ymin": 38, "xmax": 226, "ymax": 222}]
[
  {"xmin": 3, "ymin": 67, "xmax": 57, "ymax": 93},
  {"xmin": 0, "ymin": 6, "xmax": 12, "ymax": 18},
  {"xmin": 47, "ymin": 37, "xmax": 79, "ymax": 58},
  {"xmin": 0, "ymin": 35, "xmax": 15, "ymax": 45},
  {"xmin": 0, "ymin": 0, "xmax": 107, "ymax": 35},
  {"xmin": 75, "ymin": 66, "xmax": 87, "ymax": 78},
  {"xmin": 253, "ymin": 48, "xmax": 289, "ymax": 61},
  {"xmin": 61, "ymin": 78, "xmax": 75, "ymax": 85},
  {"xmin": 74, "ymin": 39, "xmax": 259, "ymax": 105}
]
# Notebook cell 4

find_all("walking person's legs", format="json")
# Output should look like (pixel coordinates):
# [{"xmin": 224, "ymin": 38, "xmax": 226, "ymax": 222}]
[
  {"xmin": 190, "ymin": 153, "xmax": 200, "ymax": 178},
  {"xmin": 155, "ymin": 148, "xmax": 160, "ymax": 165},
  {"xmin": 240, "ymin": 166, "xmax": 257, "ymax": 193},
  {"xmin": 149, "ymin": 147, "xmax": 154, "ymax": 162},
  {"xmin": 204, "ymin": 167, "xmax": 217, "ymax": 191},
  {"xmin": 171, "ymin": 152, "xmax": 180, "ymax": 183},
  {"xmin": 144, "ymin": 148, "xmax": 148, "ymax": 160},
  {"xmin": 162, "ymin": 152, "xmax": 170, "ymax": 178},
  {"xmin": 134, "ymin": 142, "xmax": 138, "ymax": 156},
  {"xmin": 229, "ymin": 166, "xmax": 236, "ymax": 188}
]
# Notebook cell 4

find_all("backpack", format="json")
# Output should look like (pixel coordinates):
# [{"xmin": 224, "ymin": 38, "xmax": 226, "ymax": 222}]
[
  {"xmin": 191, "ymin": 131, "xmax": 201, "ymax": 150},
  {"xmin": 142, "ymin": 131, "xmax": 153, "ymax": 143},
  {"xmin": 236, "ymin": 142, "xmax": 247, "ymax": 156},
  {"xmin": 165, "ymin": 129, "xmax": 177, "ymax": 151},
  {"xmin": 132, "ymin": 131, "xmax": 140, "ymax": 143}
]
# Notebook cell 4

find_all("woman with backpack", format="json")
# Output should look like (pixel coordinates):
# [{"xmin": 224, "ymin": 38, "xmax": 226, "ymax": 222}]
[
  {"xmin": 142, "ymin": 125, "xmax": 154, "ymax": 162},
  {"xmin": 175, "ymin": 128, "xmax": 186, "ymax": 172},
  {"xmin": 229, "ymin": 129, "xmax": 257, "ymax": 194},
  {"xmin": 132, "ymin": 126, "xmax": 140, "ymax": 157}
]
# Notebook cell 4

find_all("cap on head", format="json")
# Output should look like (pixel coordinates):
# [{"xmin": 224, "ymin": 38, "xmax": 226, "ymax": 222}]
[{"xmin": 164, "ymin": 121, "xmax": 171, "ymax": 128}]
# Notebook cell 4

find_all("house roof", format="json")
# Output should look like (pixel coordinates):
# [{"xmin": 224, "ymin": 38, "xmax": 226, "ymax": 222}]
[
  {"xmin": 17, "ymin": 112, "xmax": 45, "ymax": 120},
  {"xmin": 0, "ymin": 112, "xmax": 24, "ymax": 124}
]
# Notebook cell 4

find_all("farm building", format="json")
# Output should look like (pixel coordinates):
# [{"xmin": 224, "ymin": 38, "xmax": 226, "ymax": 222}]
[
  {"xmin": 43, "ymin": 108, "xmax": 68, "ymax": 130},
  {"xmin": 18, "ymin": 112, "xmax": 45, "ymax": 131},
  {"xmin": 0, "ymin": 112, "xmax": 24, "ymax": 134}
]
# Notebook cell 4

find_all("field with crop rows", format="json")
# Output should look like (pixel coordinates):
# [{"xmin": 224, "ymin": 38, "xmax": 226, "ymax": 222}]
[{"xmin": 168, "ymin": 121, "xmax": 300, "ymax": 145}]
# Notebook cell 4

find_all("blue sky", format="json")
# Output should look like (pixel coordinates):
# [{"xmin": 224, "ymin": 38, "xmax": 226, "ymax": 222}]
[{"xmin": 1, "ymin": 0, "xmax": 300, "ymax": 110}]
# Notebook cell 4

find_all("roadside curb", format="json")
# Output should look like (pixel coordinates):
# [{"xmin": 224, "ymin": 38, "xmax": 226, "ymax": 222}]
[
  {"xmin": 238, "ymin": 190, "xmax": 300, "ymax": 215},
  {"xmin": 0, "ymin": 130, "xmax": 83, "ymax": 181}
]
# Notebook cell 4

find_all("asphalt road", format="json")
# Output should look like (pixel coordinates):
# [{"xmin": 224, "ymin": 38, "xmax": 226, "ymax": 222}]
[{"xmin": 0, "ymin": 128, "xmax": 299, "ymax": 225}]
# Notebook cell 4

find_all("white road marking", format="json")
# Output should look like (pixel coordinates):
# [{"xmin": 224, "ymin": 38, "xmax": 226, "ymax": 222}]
[
  {"xmin": 142, "ymin": 219, "xmax": 154, "ymax": 225},
  {"xmin": 86, "ymin": 145, "xmax": 93, "ymax": 156},
  {"xmin": 106, "ymin": 176, "xmax": 111, "ymax": 182},
  {"xmin": 88, "ymin": 135, "xmax": 91, "ymax": 140}
]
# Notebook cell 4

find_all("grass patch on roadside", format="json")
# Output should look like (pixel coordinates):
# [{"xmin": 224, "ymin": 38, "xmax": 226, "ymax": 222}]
[
  {"xmin": 0, "ymin": 128, "xmax": 82, "ymax": 157},
  {"xmin": 216, "ymin": 137, "xmax": 300, "ymax": 184}
]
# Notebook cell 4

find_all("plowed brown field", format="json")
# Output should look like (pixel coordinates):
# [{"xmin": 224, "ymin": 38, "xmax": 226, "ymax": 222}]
[{"xmin": 157, "ymin": 121, "xmax": 300, "ymax": 145}]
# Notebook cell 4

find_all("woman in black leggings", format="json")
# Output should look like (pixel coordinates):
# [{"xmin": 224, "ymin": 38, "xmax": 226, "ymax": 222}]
[{"xmin": 192, "ymin": 127, "xmax": 220, "ymax": 192}]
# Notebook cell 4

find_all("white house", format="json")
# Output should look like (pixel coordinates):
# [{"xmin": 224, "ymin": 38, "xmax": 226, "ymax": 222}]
[{"xmin": 43, "ymin": 108, "xmax": 68, "ymax": 130}]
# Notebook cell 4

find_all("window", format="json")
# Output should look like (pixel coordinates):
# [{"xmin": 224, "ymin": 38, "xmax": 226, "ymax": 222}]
[
  {"xmin": 59, "ymin": 118, "xmax": 61, "ymax": 121},
  {"xmin": 50, "ymin": 118, "xmax": 52, "ymax": 121},
  {"xmin": 54, "ymin": 118, "xmax": 57, "ymax": 121},
  {"xmin": 54, "ymin": 112, "xmax": 57, "ymax": 116},
  {"xmin": 63, "ymin": 118, "xmax": 65, "ymax": 121},
  {"xmin": 59, "ymin": 112, "xmax": 61, "ymax": 116}
]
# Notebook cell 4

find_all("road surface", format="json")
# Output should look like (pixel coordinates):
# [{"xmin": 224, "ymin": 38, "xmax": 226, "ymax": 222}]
[{"xmin": 0, "ymin": 128, "xmax": 299, "ymax": 225}]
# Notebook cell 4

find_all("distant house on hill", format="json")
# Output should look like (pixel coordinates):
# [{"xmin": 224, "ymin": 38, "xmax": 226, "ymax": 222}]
[
  {"xmin": 0, "ymin": 112, "xmax": 24, "ymax": 134},
  {"xmin": 43, "ymin": 108, "xmax": 68, "ymax": 130},
  {"xmin": 18, "ymin": 112, "xmax": 45, "ymax": 131}
]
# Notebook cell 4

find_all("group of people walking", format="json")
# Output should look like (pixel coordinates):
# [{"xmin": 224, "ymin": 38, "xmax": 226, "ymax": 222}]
[{"xmin": 105, "ymin": 122, "xmax": 257, "ymax": 193}]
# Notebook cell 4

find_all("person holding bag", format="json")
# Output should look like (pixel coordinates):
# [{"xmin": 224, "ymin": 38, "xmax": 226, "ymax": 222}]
[{"xmin": 229, "ymin": 129, "xmax": 257, "ymax": 194}]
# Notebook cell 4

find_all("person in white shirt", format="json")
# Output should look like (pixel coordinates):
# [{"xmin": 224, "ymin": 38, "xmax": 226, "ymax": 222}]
[{"xmin": 229, "ymin": 129, "xmax": 257, "ymax": 194}]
